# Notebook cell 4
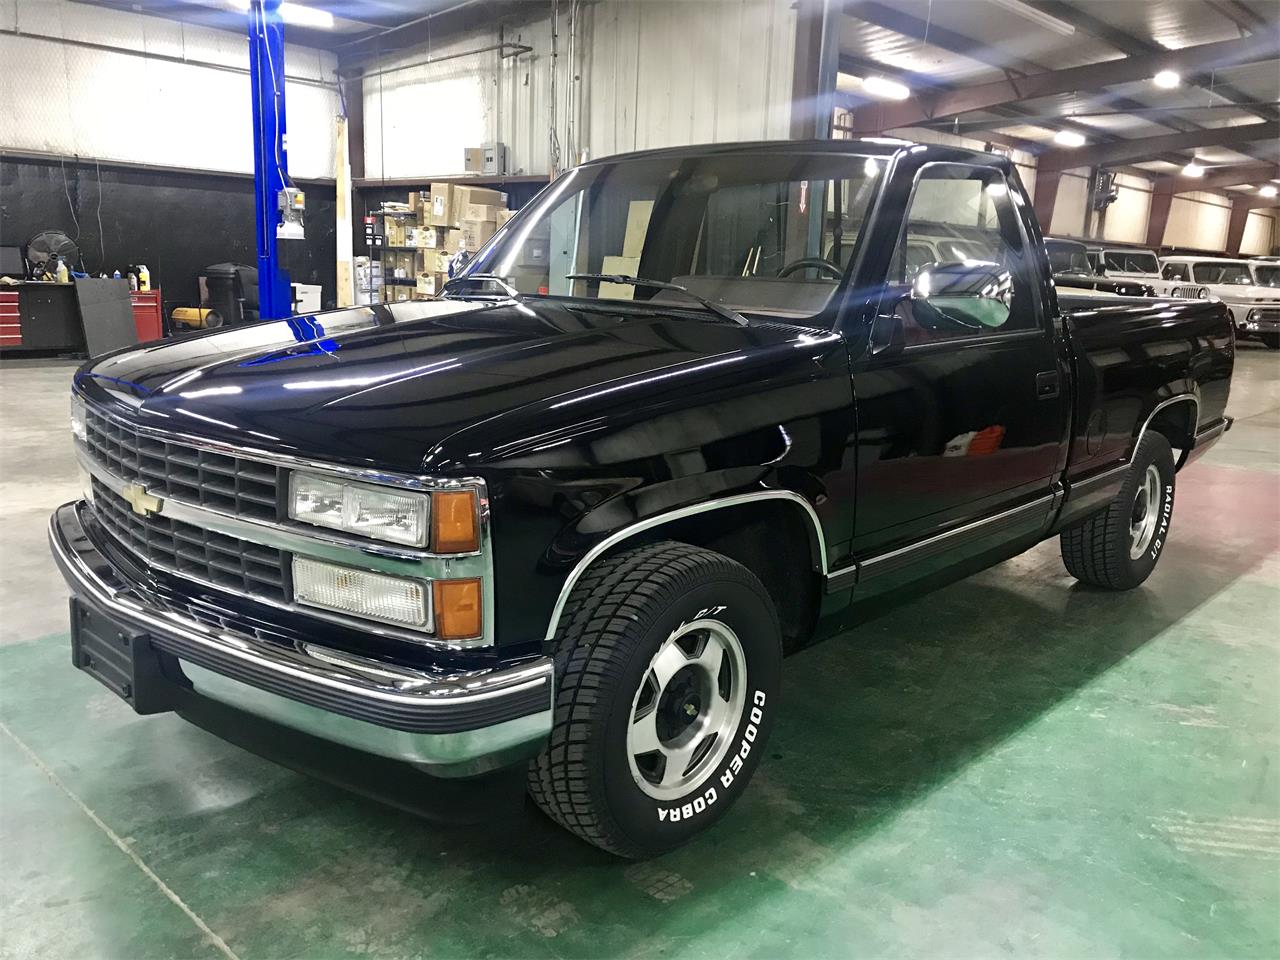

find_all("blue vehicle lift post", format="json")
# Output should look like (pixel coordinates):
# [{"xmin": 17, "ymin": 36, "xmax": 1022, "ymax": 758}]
[{"xmin": 247, "ymin": 0, "xmax": 293, "ymax": 319}]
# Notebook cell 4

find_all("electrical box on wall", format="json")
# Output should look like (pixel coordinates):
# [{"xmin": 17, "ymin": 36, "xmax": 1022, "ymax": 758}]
[{"xmin": 482, "ymin": 142, "xmax": 508, "ymax": 176}]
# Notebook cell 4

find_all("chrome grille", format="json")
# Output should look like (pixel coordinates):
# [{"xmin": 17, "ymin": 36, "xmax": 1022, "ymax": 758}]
[
  {"xmin": 84, "ymin": 408, "xmax": 279, "ymax": 523},
  {"xmin": 91, "ymin": 477, "xmax": 288, "ymax": 602}
]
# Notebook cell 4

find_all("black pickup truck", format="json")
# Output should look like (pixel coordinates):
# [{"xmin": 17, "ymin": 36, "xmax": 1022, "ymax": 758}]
[{"xmin": 51, "ymin": 141, "xmax": 1234, "ymax": 859}]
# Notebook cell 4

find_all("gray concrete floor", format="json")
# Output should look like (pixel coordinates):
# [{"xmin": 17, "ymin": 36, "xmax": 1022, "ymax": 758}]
[{"xmin": 0, "ymin": 347, "xmax": 1277, "ymax": 959}]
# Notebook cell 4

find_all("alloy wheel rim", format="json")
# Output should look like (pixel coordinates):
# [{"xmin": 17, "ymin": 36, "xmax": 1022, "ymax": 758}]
[
  {"xmin": 1129, "ymin": 464, "xmax": 1162, "ymax": 560},
  {"xmin": 626, "ymin": 618, "xmax": 747, "ymax": 801}
]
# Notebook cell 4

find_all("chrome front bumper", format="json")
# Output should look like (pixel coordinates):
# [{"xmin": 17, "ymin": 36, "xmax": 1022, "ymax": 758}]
[{"xmin": 49, "ymin": 501, "xmax": 554, "ymax": 777}]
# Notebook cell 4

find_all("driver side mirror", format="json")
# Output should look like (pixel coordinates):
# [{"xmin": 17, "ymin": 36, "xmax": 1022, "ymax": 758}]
[{"xmin": 909, "ymin": 260, "xmax": 1012, "ymax": 333}]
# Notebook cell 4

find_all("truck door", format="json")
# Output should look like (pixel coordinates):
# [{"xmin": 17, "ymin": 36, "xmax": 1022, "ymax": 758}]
[{"xmin": 849, "ymin": 162, "xmax": 1069, "ymax": 562}]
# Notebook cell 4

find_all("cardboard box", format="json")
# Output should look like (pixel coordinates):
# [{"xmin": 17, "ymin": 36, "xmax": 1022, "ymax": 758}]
[
  {"xmin": 393, "ymin": 285, "xmax": 411, "ymax": 302},
  {"xmin": 429, "ymin": 184, "xmax": 507, "ymax": 227},
  {"xmin": 497, "ymin": 208, "xmax": 517, "ymax": 227},
  {"xmin": 463, "ymin": 147, "xmax": 484, "ymax": 173},
  {"xmin": 599, "ymin": 255, "xmax": 641, "ymax": 299},
  {"xmin": 429, "ymin": 183, "xmax": 456, "ymax": 227},
  {"xmin": 461, "ymin": 202, "xmax": 500, "ymax": 223},
  {"xmin": 457, "ymin": 185, "xmax": 506, "ymax": 207},
  {"xmin": 458, "ymin": 219, "xmax": 498, "ymax": 251},
  {"xmin": 622, "ymin": 200, "xmax": 654, "ymax": 257},
  {"xmin": 416, "ymin": 272, "xmax": 451, "ymax": 297}
]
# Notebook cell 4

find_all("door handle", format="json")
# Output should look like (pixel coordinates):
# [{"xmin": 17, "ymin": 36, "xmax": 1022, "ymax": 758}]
[{"xmin": 1035, "ymin": 370, "xmax": 1060, "ymax": 399}]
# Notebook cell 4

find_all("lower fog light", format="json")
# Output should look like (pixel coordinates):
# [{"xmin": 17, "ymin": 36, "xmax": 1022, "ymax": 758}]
[{"xmin": 292, "ymin": 557, "xmax": 429, "ymax": 629}]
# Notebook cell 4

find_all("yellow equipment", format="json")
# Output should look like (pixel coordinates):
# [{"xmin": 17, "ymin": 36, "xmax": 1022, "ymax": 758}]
[{"xmin": 170, "ymin": 307, "xmax": 220, "ymax": 329}]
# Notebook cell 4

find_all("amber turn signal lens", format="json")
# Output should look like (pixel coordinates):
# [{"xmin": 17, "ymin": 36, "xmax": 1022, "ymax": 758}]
[
  {"xmin": 431, "ymin": 490, "xmax": 479, "ymax": 553},
  {"xmin": 433, "ymin": 578, "xmax": 482, "ymax": 640}
]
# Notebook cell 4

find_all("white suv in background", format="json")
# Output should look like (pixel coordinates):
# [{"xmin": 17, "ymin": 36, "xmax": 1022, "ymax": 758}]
[
  {"xmin": 1160, "ymin": 256, "xmax": 1280, "ymax": 349},
  {"xmin": 1088, "ymin": 245, "xmax": 1163, "ymax": 283}
]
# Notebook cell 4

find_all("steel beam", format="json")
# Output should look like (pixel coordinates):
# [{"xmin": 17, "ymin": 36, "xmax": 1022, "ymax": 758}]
[
  {"xmin": 1226, "ymin": 195, "xmax": 1280, "ymax": 253},
  {"xmin": 841, "ymin": 29, "xmax": 1280, "ymax": 133},
  {"xmin": 248, "ymin": 0, "xmax": 292, "ymax": 320},
  {"xmin": 1038, "ymin": 123, "xmax": 1278, "ymax": 173}
]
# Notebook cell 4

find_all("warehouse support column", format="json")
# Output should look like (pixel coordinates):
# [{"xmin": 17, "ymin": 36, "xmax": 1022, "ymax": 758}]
[
  {"xmin": 1032, "ymin": 170, "xmax": 1063, "ymax": 236},
  {"xmin": 1225, "ymin": 200, "xmax": 1254, "ymax": 256},
  {"xmin": 1146, "ymin": 178, "xmax": 1176, "ymax": 250},
  {"xmin": 248, "ymin": 0, "xmax": 293, "ymax": 319},
  {"xmin": 790, "ymin": 0, "xmax": 838, "ymax": 140}
]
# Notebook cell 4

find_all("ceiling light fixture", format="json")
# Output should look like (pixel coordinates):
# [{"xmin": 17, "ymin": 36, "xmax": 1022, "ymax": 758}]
[
  {"xmin": 985, "ymin": 0, "xmax": 1076, "ymax": 36},
  {"xmin": 227, "ymin": 0, "xmax": 335, "ymax": 28},
  {"xmin": 1152, "ymin": 70, "xmax": 1181, "ymax": 89},
  {"xmin": 862, "ymin": 76, "xmax": 911, "ymax": 101},
  {"xmin": 1260, "ymin": 185, "xmax": 1279, "ymax": 199},
  {"xmin": 1053, "ymin": 130, "xmax": 1086, "ymax": 148},
  {"xmin": 1182, "ymin": 161, "xmax": 1205, "ymax": 177}
]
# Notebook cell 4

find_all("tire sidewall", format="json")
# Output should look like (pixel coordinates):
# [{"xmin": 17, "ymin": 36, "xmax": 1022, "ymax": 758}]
[
  {"xmin": 600, "ymin": 574, "xmax": 781, "ymax": 853},
  {"xmin": 1120, "ymin": 435, "xmax": 1176, "ymax": 581}
]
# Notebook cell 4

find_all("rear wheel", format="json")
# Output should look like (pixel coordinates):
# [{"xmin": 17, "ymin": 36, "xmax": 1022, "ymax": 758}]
[
  {"xmin": 528, "ymin": 540, "xmax": 781, "ymax": 859},
  {"xmin": 1060, "ymin": 431, "xmax": 1176, "ymax": 590}
]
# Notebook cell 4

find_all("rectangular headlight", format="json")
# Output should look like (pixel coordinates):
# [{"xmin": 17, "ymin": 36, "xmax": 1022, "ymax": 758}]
[
  {"xmin": 292, "ymin": 557, "xmax": 430, "ymax": 628},
  {"xmin": 70, "ymin": 394, "xmax": 86, "ymax": 442},
  {"xmin": 290, "ymin": 472, "xmax": 429, "ymax": 546}
]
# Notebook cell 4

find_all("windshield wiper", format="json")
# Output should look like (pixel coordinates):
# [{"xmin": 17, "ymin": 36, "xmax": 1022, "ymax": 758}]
[
  {"xmin": 441, "ymin": 273, "xmax": 522, "ymax": 299},
  {"xmin": 565, "ymin": 274, "xmax": 749, "ymax": 326}
]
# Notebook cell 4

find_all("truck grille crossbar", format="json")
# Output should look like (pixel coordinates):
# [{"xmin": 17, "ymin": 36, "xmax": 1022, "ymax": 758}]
[
  {"xmin": 84, "ymin": 408, "xmax": 279, "ymax": 523},
  {"xmin": 91, "ymin": 477, "xmax": 289, "ymax": 602}
]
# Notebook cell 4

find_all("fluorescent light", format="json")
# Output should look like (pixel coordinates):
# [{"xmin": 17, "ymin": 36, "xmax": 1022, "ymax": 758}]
[
  {"xmin": 1152, "ymin": 70, "xmax": 1181, "ymax": 89},
  {"xmin": 986, "ymin": 0, "xmax": 1076, "ymax": 36},
  {"xmin": 862, "ymin": 76, "xmax": 911, "ymax": 100},
  {"xmin": 1054, "ymin": 130, "xmax": 1086, "ymax": 148},
  {"xmin": 228, "ymin": 0, "xmax": 335, "ymax": 28},
  {"xmin": 1182, "ymin": 161, "xmax": 1205, "ymax": 178},
  {"xmin": 1260, "ymin": 185, "xmax": 1279, "ymax": 199},
  {"xmin": 280, "ymin": 3, "xmax": 333, "ymax": 28}
]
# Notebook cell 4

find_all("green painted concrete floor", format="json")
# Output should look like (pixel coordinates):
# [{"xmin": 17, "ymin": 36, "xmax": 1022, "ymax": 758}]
[{"xmin": 1, "ymin": 348, "xmax": 1278, "ymax": 959}]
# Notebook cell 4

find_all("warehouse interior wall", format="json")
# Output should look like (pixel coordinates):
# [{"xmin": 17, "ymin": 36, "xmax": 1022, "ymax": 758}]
[
  {"xmin": 0, "ymin": 0, "xmax": 340, "ymax": 309},
  {"xmin": 1240, "ymin": 210, "xmax": 1277, "ymax": 256},
  {"xmin": 360, "ymin": 0, "xmax": 797, "ymax": 181},
  {"xmin": 0, "ymin": 156, "xmax": 338, "ymax": 314},
  {"xmin": 0, "ymin": 0, "xmax": 340, "ymax": 179},
  {"xmin": 1164, "ymin": 191, "xmax": 1233, "ymax": 250},
  {"xmin": 1101, "ymin": 173, "xmax": 1154, "ymax": 245}
]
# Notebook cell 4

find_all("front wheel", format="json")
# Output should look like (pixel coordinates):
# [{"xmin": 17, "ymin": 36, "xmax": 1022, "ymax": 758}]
[
  {"xmin": 1260, "ymin": 332, "xmax": 1279, "ymax": 350},
  {"xmin": 528, "ymin": 540, "xmax": 782, "ymax": 859},
  {"xmin": 1060, "ymin": 431, "xmax": 1176, "ymax": 589}
]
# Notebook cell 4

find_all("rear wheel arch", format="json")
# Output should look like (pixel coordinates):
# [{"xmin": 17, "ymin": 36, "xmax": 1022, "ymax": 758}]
[{"xmin": 1134, "ymin": 393, "xmax": 1198, "ymax": 470}]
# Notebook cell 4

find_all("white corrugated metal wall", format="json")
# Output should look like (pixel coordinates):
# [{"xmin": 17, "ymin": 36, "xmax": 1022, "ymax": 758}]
[
  {"xmin": 0, "ymin": 0, "xmax": 340, "ymax": 179},
  {"xmin": 361, "ymin": 0, "xmax": 797, "ymax": 180}
]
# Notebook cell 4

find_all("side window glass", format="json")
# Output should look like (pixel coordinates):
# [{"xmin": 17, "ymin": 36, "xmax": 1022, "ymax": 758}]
[{"xmin": 889, "ymin": 165, "xmax": 1036, "ymax": 345}]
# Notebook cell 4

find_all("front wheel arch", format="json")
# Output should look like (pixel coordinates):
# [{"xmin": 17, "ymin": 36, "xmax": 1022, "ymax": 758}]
[{"xmin": 542, "ymin": 491, "xmax": 827, "ymax": 648}]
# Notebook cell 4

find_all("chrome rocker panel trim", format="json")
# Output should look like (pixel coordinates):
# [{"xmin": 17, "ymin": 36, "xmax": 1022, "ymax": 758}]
[{"xmin": 49, "ymin": 502, "xmax": 553, "ymax": 777}]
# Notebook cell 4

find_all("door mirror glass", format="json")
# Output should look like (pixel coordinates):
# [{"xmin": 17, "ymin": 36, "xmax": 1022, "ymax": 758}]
[{"xmin": 910, "ymin": 260, "xmax": 1012, "ymax": 332}]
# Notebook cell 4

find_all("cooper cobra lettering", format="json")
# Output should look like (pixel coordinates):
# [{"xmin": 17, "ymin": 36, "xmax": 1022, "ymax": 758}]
[{"xmin": 657, "ymin": 689, "xmax": 767, "ymax": 823}]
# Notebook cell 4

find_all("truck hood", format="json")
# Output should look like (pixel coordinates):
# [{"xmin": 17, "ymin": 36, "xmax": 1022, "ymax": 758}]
[
  {"xmin": 76, "ymin": 298, "xmax": 827, "ymax": 473},
  {"xmin": 1213, "ymin": 285, "xmax": 1280, "ymax": 302}
]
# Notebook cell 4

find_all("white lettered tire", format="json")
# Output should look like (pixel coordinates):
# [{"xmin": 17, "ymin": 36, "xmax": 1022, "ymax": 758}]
[
  {"xmin": 528, "ymin": 540, "xmax": 782, "ymax": 858},
  {"xmin": 1060, "ymin": 431, "xmax": 1176, "ymax": 589}
]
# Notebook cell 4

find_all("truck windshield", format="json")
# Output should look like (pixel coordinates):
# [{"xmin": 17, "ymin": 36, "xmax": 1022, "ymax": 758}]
[
  {"xmin": 459, "ymin": 152, "xmax": 884, "ymax": 320},
  {"xmin": 1045, "ymin": 241, "xmax": 1092, "ymax": 274},
  {"xmin": 1193, "ymin": 262, "xmax": 1254, "ymax": 285},
  {"xmin": 1104, "ymin": 250, "xmax": 1159, "ymax": 275},
  {"xmin": 1252, "ymin": 264, "xmax": 1280, "ymax": 287}
]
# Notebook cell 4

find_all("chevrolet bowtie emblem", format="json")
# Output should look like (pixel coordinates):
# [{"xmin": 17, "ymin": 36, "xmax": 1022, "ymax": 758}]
[{"xmin": 121, "ymin": 483, "xmax": 162, "ymax": 518}]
